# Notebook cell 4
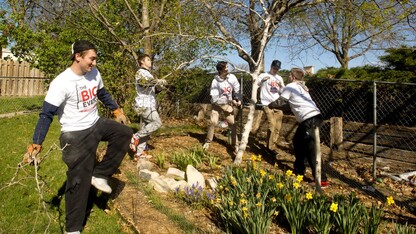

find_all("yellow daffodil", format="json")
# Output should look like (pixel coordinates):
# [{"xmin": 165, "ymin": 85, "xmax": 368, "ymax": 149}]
[
  {"xmin": 257, "ymin": 155, "xmax": 262, "ymax": 161},
  {"xmin": 306, "ymin": 192, "xmax": 313, "ymax": 200},
  {"xmin": 277, "ymin": 182, "xmax": 284, "ymax": 189},
  {"xmin": 246, "ymin": 177, "xmax": 251, "ymax": 183},
  {"xmin": 330, "ymin": 203, "xmax": 338, "ymax": 213},
  {"xmin": 250, "ymin": 154, "xmax": 257, "ymax": 161},
  {"xmin": 244, "ymin": 212, "xmax": 248, "ymax": 218},
  {"xmin": 256, "ymin": 193, "xmax": 261, "ymax": 198},
  {"xmin": 240, "ymin": 193, "xmax": 246, "ymax": 198},
  {"xmin": 271, "ymin": 197, "xmax": 277, "ymax": 203},
  {"xmin": 268, "ymin": 174, "xmax": 275, "ymax": 180},
  {"xmin": 296, "ymin": 175, "xmax": 304, "ymax": 182},
  {"xmin": 387, "ymin": 196, "xmax": 395, "ymax": 206},
  {"xmin": 260, "ymin": 169, "xmax": 266, "ymax": 177},
  {"xmin": 242, "ymin": 206, "xmax": 248, "ymax": 211},
  {"xmin": 284, "ymin": 194, "xmax": 292, "ymax": 201},
  {"xmin": 286, "ymin": 170, "xmax": 293, "ymax": 177},
  {"xmin": 240, "ymin": 199, "xmax": 247, "ymax": 205},
  {"xmin": 230, "ymin": 176, "xmax": 237, "ymax": 186},
  {"xmin": 256, "ymin": 202, "xmax": 262, "ymax": 207},
  {"xmin": 229, "ymin": 201, "xmax": 234, "ymax": 206},
  {"xmin": 293, "ymin": 182, "xmax": 300, "ymax": 189},
  {"xmin": 259, "ymin": 178, "xmax": 263, "ymax": 184},
  {"xmin": 273, "ymin": 211, "xmax": 279, "ymax": 216}
]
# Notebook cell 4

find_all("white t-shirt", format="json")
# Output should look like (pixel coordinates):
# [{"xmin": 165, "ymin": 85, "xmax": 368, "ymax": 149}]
[
  {"xmin": 210, "ymin": 74, "xmax": 240, "ymax": 105},
  {"xmin": 258, "ymin": 72, "xmax": 285, "ymax": 105},
  {"xmin": 280, "ymin": 81, "xmax": 321, "ymax": 123},
  {"xmin": 135, "ymin": 68, "xmax": 157, "ymax": 108},
  {"xmin": 45, "ymin": 67, "xmax": 103, "ymax": 132}
]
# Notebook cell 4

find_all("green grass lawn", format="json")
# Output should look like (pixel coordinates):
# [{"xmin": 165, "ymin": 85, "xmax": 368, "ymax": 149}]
[
  {"xmin": 0, "ymin": 113, "xmax": 132, "ymax": 233},
  {"xmin": 0, "ymin": 96, "xmax": 45, "ymax": 114}
]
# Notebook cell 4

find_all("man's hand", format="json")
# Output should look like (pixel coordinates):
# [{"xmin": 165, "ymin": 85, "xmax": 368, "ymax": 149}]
[
  {"xmin": 156, "ymin": 79, "xmax": 167, "ymax": 86},
  {"xmin": 23, "ymin": 144, "xmax": 42, "ymax": 165},
  {"xmin": 261, "ymin": 76, "xmax": 270, "ymax": 83},
  {"xmin": 232, "ymin": 100, "xmax": 241, "ymax": 107},
  {"xmin": 113, "ymin": 108, "xmax": 127, "ymax": 124},
  {"xmin": 268, "ymin": 101, "xmax": 279, "ymax": 109}
]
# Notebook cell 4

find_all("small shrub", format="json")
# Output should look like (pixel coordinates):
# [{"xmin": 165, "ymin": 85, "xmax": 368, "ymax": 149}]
[
  {"xmin": 332, "ymin": 193, "xmax": 366, "ymax": 234},
  {"xmin": 155, "ymin": 153, "xmax": 165, "ymax": 169},
  {"xmin": 393, "ymin": 222, "xmax": 416, "ymax": 234},
  {"xmin": 171, "ymin": 147, "xmax": 203, "ymax": 170},
  {"xmin": 307, "ymin": 194, "xmax": 333, "ymax": 234}
]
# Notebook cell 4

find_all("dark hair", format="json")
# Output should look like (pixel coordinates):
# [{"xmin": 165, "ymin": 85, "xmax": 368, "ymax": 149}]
[
  {"xmin": 138, "ymin": 54, "xmax": 151, "ymax": 66},
  {"xmin": 71, "ymin": 40, "xmax": 96, "ymax": 60},
  {"xmin": 216, "ymin": 61, "xmax": 227, "ymax": 72}
]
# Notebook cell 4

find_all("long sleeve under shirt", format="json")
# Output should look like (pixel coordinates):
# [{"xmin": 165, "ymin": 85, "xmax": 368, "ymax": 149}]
[{"xmin": 32, "ymin": 67, "xmax": 118, "ymax": 145}]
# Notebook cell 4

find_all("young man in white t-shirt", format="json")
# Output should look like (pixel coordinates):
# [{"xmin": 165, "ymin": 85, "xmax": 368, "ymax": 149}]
[
  {"xmin": 23, "ymin": 40, "xmax": 133, "ymax": 234},
  {"xmin": 203, "ymin": 61, "xmax": 242, "ymax": 154},
  {"xmin": 269, "ymin": 68, "xmax": 328, "ymax": 188},
  {"xmin": 129, "ymin": 54, "xmax": 167, "ymax": 159},
  {"xmin": 251, "ymin": 60, "xmax": 285, "ymax": 154}
]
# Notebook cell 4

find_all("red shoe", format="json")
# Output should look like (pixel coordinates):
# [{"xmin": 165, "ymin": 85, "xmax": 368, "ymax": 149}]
[
  {"xmin": 320, "ymin": 180, "xmax": 329, "ymax": 188},
  {"xmin": 311, "ymin": 179, "xmax": 329, "ymax": 188},
  {"xmin": 129, "ymin": 134, "xmax": 140, "ymax": 152}
]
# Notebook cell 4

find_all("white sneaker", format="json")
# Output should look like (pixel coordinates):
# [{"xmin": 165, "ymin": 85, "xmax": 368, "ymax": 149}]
[
  {"xmin": 66, "ymin": 231, "xmax": 81, "ymax": 234},
  {"xmin": 202, "ymin": 142, "xmax": 210, "ymax": 151},
  {"xmin": 91, "ymin": 176, "xmax": 112, "ymax": 194}
]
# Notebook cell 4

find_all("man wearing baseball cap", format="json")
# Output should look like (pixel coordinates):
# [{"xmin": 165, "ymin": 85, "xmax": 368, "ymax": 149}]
[
  {"xmin": 23, "ymin": 40, "xmax": 132, "ymax": 234},
  {"xmin": 251, "ymin": 60, "xmax": 285, "ymax": 155}
]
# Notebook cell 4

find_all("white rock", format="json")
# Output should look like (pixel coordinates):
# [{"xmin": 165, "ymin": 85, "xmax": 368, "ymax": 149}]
[
  {"xmin": 166, "ymin": 167, "xmax": 185, "ymax": 180},
  {"xmin": 186, "ymin": 165, "xmax": 205, "ymax": 188}
]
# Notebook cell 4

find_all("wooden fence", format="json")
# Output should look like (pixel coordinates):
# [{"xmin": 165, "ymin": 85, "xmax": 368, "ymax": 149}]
[{"xmin": 0, "ymin": 60, "xmax": 46, "ymax": 96}]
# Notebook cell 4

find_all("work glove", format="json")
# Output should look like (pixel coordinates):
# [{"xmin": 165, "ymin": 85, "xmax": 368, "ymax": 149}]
[
  {"xmin": 155, "ymin": 79, "xmax": 168, "ymax": 94},
  {"xmin": 231, "ymin": 100, "xmax": 241, "ymax": 107},
  {"xmin": 268, "ymin": 101, "xmax": 279, "ymax": 109},
  {"xmin": 261, "ymin": 76, "xmax": 270, "ymax": 83},
  {"xmin": 156, "ymin": 79, "xmax": 167, "ymax": 86},
  {"xmin": 113, "ymin": 108, "xmax": 127, "ymax": 124},
  {"xmin": 23, "ymin": 144, "xmax": 42, "ymax": 165}
]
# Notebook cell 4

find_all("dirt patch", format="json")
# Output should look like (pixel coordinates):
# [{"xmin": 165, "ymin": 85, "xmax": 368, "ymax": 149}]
[{"xmin": 110, "ymin": 119, "xmax": 416, "ymax": 233}]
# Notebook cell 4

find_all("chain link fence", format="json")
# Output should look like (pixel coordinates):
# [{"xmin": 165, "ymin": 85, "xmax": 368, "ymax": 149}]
[
  {"xmin": 2, "ymin": 74, "xmax": 416, "ymax": 213},
  {"xmin": 166, "ymin": 74, "xmax": 416, "ymax": 213}
]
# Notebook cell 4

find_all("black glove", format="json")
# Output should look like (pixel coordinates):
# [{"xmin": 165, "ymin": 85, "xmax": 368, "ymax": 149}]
[{"xmin": 268, "ymin": 101, "xmax": 279, "ymax": 109}]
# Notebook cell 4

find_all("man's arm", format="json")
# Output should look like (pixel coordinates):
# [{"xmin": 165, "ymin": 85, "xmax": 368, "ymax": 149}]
[
  {"xmin": 268, "ymin": 96, "xmax": 289, "ymax": 109},
  {"xmin": 97, "ymin": 87, "xmax": 118, "ymax": 110},
  {"xmin": 32, "ymin": 101, "xmax": 59, "ymax": 145}
]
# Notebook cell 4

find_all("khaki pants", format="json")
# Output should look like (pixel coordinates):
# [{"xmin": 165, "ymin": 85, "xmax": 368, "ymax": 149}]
[
  {"xmin": 205, "ymin": 104, "xmax": 238, "ymax": 149},
  {"xmin": 252, "ymin": 107, "xmax": 283, "ymax": 150}
]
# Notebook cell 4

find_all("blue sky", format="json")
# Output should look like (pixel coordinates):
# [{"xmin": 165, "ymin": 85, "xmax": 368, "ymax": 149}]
[{"xmin": 228, "ymin": 46, "xmax": 385, "ymax": 73}]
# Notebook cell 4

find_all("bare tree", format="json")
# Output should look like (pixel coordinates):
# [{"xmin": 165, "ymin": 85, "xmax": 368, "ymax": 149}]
[{"xmin": 289, "ymin": 0, "xmax": 415, "ymax": 69}]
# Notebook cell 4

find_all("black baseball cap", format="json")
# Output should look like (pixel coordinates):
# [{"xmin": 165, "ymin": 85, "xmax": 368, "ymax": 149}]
[
  {"xmin": 271, "ymin": 60, "xmax": 281, "ymax": 69},
  {"xmin": 71, "ymin": 40, "xmax": 97, "ymax": 60}
]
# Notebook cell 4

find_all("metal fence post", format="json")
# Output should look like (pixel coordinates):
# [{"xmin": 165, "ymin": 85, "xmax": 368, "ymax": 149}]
[
  {"xmin": 239, "ymin": 75, "xmax": 243, "ymax": 134},
  {"xmin": 373, "ymin": 81, "xmax": 377, "ymax": 179}
]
